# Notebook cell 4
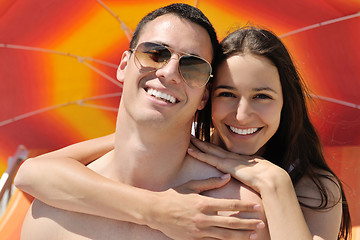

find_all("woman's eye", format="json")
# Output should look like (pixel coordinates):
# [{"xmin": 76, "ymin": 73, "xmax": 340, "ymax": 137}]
[
  {"xmin": 218, "ymin": 92, "xmax": 235, "ymax": 98},
  {"xmin": 254, "ymin": 94, "xmax": 272, "ymax": 100}
]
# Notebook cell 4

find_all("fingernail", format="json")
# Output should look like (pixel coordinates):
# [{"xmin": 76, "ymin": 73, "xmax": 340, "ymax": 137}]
[
  {"xmin": 250, "ymin": 233, "xmax": 257, "ymax": 239},
  {"xmin": 253, "ymin": 204, "xmax": 261, "ymax": 211},
  {"xmin": 187, "ymin": 148, "xmax": 194, "ymax": 153},
  {"xmin": 221, "ymin": 173, "xmax": 230, "ymax": 180},
  {"xmin": 257, "ymin": 222, "xmax": 265, "ymax": 229}
]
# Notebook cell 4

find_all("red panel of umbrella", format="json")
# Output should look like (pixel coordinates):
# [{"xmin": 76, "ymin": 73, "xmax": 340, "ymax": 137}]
[{"xmin": 1, "ymin": 0, "xmax": 359, "ymax": 234}]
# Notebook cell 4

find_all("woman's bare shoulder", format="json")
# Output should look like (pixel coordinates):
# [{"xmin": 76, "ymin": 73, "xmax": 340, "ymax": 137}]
[{"xmin": 295, "ymin": 169, "xmax": 342, "ymax": 208}]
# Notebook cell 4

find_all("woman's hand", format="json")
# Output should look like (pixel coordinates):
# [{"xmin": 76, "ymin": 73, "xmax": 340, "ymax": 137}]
[
  {"xmin": 187, "ymin": 138, "xmax": 315, "ymax": 240},
  {"xmin": 187, "ymin": 137, "xmax": 290, "ymax": 194},
  {"xmin": 146, "ymin": 175, "xmax": 265, "ymax": 240}
]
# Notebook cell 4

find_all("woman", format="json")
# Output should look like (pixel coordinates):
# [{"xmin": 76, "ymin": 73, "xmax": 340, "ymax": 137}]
[
  {"xmin": 192, "ymin": 26, "xmax": 351, "ymax": 239},
  {"xmin": 15, "ymin": 26, "xmax": 351, "ymax": 239}
]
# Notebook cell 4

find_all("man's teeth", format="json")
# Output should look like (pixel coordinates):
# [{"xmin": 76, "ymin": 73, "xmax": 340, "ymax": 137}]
[
  {"xmin": 230, "ymin": 126, "xmax": 259, "ymax": 135},
  {"xmin": 147, "ymin": 88, "xmax": 176, "ymax": 103}
]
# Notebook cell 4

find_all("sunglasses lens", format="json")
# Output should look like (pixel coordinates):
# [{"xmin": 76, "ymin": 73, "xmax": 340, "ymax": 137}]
[
  {"xmin": 179, "ymin": 56, "xmax": 211, "ymax": 88},
  {"xmin": 133, "ymin": 42, "xmax": 212, "ymax": 88},
  {"xmin": 134, "ymin": 42, "xmax": 171, "ymax": 71}
]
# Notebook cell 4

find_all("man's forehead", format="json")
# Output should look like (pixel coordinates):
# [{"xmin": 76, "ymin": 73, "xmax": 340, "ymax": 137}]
[{"xmin": 136, "ymin": 14, "xmax": 213, "ymax": 60}]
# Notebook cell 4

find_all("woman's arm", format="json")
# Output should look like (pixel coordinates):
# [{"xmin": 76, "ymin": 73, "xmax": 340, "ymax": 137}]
[
  {"xmin": 14, "ymin": 135, "xmax": 264, "ymax": 240},
  {"xmin": 15, "ymin": 134, "xmax": 116, "ymax": 211},
  {"xmin": 189, "ymin": 137, "xmax": 342, "ymax": 240}
]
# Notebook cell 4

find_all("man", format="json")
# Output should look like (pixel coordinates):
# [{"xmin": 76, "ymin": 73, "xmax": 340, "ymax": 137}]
[{"xmin": 19, "ymin": 4, "xmax": 267, "ymax": 240}]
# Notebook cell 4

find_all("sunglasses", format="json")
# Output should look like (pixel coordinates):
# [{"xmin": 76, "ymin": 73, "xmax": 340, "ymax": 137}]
[{"xmin": 129, "ymin": 42, "xmax": 213, "ymax": 88}]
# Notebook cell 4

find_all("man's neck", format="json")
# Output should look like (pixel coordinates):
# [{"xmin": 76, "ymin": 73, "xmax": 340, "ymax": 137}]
[{"xmin": 110, "ymin": 112, "xmax": 192, "ymax": 191}]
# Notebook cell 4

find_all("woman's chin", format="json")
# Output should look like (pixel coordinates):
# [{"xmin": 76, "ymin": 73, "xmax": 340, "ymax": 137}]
[
  {"xmin": 227, "ymin": 146, "xmax": 258, "ymax": 156},
  {"xmin": 226, "ymin": 144, "xmax": 265, "ymax": 156}
]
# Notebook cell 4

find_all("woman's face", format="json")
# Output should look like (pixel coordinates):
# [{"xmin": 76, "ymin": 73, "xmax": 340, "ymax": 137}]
[{"xmin": 211, "ymin": 54, "xmax": 283, "ymax": 155}]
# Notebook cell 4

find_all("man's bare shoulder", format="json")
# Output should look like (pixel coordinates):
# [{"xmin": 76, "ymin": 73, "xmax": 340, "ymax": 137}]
[
  {"xmin": 21, "ymin": 199, "xmax": 170, "ymax": 240},
  {"xmin": 21, "ymin": 149, "xmax": 174, "ymax": 240},
  {"xmin": 204, "ymin": 179, "xmax": 269, "ymax": 239},
  {"xmin": 181, "ymin": 154, "xmax": 269, "ymax": 239},
  {"xmin": 181, "ymin": 154, "xmax": 261, "ymax": 198}
]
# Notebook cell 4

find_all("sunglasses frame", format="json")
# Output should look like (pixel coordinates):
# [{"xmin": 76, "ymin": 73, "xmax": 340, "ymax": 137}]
[{"xmin": 129, "ymin": 41, "xmax": 213, "ymax": 88}]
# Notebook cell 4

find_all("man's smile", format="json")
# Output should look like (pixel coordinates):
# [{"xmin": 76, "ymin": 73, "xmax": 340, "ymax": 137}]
[{"xmin": 146, "ymin": 88, "xmax": 178, "ymax": 103}]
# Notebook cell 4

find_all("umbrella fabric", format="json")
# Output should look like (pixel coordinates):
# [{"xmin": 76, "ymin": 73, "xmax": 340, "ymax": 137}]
[{"xmin": 1, "ymin": 0, "xmax": 359, "ymax": 235}]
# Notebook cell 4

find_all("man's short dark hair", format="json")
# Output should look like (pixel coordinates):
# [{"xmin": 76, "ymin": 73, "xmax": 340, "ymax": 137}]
[{"xmin": 129, "ymin": 3, "xmax": 220, "ymax": 64}]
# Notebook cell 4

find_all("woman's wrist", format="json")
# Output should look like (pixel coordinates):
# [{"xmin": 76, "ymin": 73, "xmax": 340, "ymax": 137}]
[
  {"xmin": 140, "ymin": 188, "xmax": 176, "ymax": 230},
  {"xmin": 257, "ymin": 167, "xmax": 292, "ymax": 196},
  {"xmin": 117, "ymin": 186, "xmax": 161, "ymax": 227}
]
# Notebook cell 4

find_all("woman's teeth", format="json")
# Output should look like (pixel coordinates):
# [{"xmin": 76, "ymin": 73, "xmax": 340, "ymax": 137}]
[
  {"xmin": 230, "ymin": 126, "xmax": 259, "ymax": 135},
  {"xmin": 147, "ymin": 88, "xmax": 176, "ymax": 103}
]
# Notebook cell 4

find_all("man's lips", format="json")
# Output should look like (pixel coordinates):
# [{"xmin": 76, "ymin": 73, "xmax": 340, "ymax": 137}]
[{"xmin": 146, "ymin": 88, "xmax": 178, "ymax": 103}]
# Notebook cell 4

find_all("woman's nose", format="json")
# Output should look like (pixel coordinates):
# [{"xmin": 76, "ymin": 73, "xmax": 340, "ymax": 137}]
[{"xmin": 235, "ymin": 98, "xmax": 253, "ymax": 122}]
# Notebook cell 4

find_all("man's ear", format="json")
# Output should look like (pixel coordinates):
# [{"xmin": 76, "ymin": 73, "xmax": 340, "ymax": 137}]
[
  {"xmin": 117, "ymin": 51, "xmax": 131, "ymax": 83},
  {"xmin": 197, "ymin": 87, "xmax": 210, "ymax": 110}
]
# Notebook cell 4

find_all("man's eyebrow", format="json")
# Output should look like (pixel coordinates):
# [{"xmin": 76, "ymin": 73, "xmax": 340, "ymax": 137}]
[
  {"xmin": 154, "ymin": 41, "xmax": 166, "ymax": 46},
  {"xmin": 158, "ymin": 41, "xmax": 200, "ymax": 57}
]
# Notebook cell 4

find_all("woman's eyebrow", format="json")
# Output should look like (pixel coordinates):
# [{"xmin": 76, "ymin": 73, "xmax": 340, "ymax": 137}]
[
  {"xmin": 253, "ymin": 87, "xmax": 278, "ymax": 94},
  {"xmin": 213, "ymin": 85, "xmax": 236, "ymax": 91},
  {"xmin": 214, "ymin": 85, "xmax": 279, "ymax": 94}
]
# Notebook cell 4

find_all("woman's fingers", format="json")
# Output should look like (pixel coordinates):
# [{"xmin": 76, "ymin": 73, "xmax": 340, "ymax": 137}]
[
  {"xmin": 188, "ymin": 147, "xmax": 237, "ymax": 174},
  {"xmin": 202, "ymin": 226, "xmax": 258, "ymax": 240},
  {"xmin": 174, "ymin": 179, "xmax": 261, "ymax": 214},
  {"xmin": 198, "ymin": 201, "xmax": 264, "ymax": 239},
  {"xmin": 156, "ymin": 189, "xmax": 265, "ymax": 240},
  {"xmin": 206, "ymin": 215, "xmax": 264, "ymax": 230},
  {"xmin": 190, "ymin": 136, "xmax": 229, "ymax": 158},
  {"xmin": 175, "ymin": 175, "xmax": 232, "ymax": 194},
  {"xmin": 190, "ymin": 137, "xmax": 252, "ymax": 162},
  {"xmin": 187, "ymin": 146, "xmax": 261, "ymax": 189},
  {"xmin": 202, "ymin": 197, "xmax": 261, "ymax": 215}
]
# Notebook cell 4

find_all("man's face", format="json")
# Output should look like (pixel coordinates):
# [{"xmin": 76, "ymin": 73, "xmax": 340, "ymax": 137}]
[{"xmin": 117, "ymin": 14, "xmax": 213, "ymax": 130}]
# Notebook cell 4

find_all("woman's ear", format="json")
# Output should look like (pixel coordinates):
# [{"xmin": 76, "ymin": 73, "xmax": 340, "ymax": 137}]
[
  {"xmin": 117, "ymin": 51, "xmax": 131, "ymax": 83},
  {"xmin": 197, "ymin": 87, "xmax": 210, "ymax": 110}
]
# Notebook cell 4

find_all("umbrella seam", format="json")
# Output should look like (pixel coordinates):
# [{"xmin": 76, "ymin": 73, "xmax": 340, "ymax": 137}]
[
  {"xmin": 0, "ymin": 93, "xmax": 122, "ymax": 127},
  {"xmin": 95, "ymin": 0, "xmax": 133, "ymax": 41},
  {"xmin": 0, "ymin": 44, "xmax": 122, "ymax": 87},
  {"xmin": 280, "ymin": 12, "xmax": 360, "ymax": 38}
]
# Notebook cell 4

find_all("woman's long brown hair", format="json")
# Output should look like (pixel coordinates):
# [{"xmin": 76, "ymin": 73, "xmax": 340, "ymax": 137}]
[{"xmin": 195, "ymin": 26, "xmax": 351, "ymax": 239}]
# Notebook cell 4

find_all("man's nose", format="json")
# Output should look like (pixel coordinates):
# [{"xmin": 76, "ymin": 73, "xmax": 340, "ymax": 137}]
[{"xmin": 155, "ymin": 55, "xmax": 183, "ymax": 85}]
